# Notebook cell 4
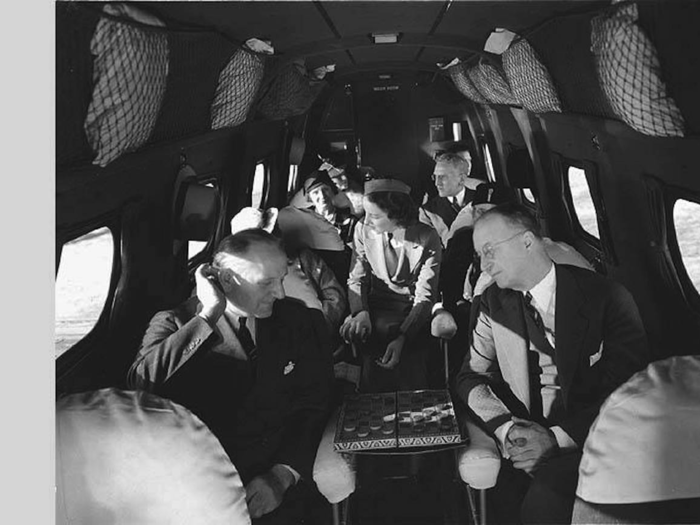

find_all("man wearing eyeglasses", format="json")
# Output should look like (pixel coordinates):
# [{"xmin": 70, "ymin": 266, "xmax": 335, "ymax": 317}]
[{"xmin": 455, "ymin": 202, "xmax": 649, "ymax": 525}]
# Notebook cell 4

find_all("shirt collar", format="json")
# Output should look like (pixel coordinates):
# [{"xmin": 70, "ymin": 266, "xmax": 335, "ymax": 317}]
[
  {"xmin": 387, "ymin": 227, "xmax": 406, "ymax": 243},
  {"xmin": 451, "ymin": 187, "xmax": 467, "ymax": 207},
  {"xmin": 526, "ymin": 262, "xmax": 556, "ymax": 311}
]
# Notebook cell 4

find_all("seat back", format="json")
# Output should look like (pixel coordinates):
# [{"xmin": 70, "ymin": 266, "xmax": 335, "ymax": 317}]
[
  {"xmin": 572, "ymin": 355, "xmax": 700, "ymax": 524},
  {"xmin": 56, "ymin": 388, "xmax": 251, "ymax": 525}
]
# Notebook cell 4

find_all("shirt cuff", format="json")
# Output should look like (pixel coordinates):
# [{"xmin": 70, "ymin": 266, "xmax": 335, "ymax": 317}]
[
  {"xmin": 276, "ymin": 464, "xmax": 301, "ymax": 485},
  {"xmin": 550, "ymin": 426, "xmax": 577, "ymax": 451},
  {"xmin": 494, "ymin": 421, "xmax": 515, "ymax": 459}
]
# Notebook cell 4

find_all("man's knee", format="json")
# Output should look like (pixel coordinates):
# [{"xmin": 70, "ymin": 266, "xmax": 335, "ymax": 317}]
[{"xmin": 520, "ymin": 453, "xmax": 581, "ymax": 525}]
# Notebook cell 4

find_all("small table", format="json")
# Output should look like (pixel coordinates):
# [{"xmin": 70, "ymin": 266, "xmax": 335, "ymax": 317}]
[
  {"xmin": 332, "ymin": 390, "xmax": 470, "ymax": 524},
  {"xmin": 333, "ymin": 389, "xmax": 468, "ymax": 454}
]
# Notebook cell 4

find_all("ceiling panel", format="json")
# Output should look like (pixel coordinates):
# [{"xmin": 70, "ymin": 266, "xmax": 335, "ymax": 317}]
[
  {"xmin": 141, "ymin": 1, "xmax": 336, "ymax": 51},
  {"xmin": 321, "ymin": 1, "xmax": 446, "ymax": 36},
  {"xmin": 436, "ymin": 1, "xmax": 608, "ymax": 45},
  {"xmin": 305, "ymin": 50, "xmax": 355, "ymax": 71}
]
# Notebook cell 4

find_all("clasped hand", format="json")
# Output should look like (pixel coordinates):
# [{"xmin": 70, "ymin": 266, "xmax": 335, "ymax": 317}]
[
  {"xmin": 339, "ymin": 311, "xmax": 372, "ymax": 343},
  {"xmin": 245, "ymin": 465, "xmax": 295, "ymax": 519},
  {"xmin": 505, "ymin": 417, "xmax": 558, "ymax": 475}
]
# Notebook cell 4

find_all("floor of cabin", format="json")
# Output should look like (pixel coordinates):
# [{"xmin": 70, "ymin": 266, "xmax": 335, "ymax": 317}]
[{"xmin": 306, "ymin": 450, "xmax": 474, "ymax": 525}]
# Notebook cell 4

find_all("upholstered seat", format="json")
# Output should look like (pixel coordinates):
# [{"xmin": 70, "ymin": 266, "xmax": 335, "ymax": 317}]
[
  {"xmin": 572, "ymin": 355, "xmax": 700, "ymax": 524},
  {"xmin": 56, "ymin": 388, "xmax": 251, "ymax": 525}
]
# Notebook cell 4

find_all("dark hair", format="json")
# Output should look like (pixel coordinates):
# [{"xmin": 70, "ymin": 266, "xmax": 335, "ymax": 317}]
[
  {"xmin": 478, "ymin": 202, "xmax": 542, "ymax": 238},
  {"xmin": 366, "ymin": 190, "xmax": 418, "ymax": 228},
  {"xmin": 213, "ymin": 229, "xmax": 284, "ymax": 268}
]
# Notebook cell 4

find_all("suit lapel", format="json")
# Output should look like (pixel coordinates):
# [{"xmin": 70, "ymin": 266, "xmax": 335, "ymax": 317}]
[
  {"xmin": 493, "ymin": 291, "xmax": 532, "ymax": 410},
  {"xmin": 554, "ymin": 265, "xmax": 589, "ymax": 402}
]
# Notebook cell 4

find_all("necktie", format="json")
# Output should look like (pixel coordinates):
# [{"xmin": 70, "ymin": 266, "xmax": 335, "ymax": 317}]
[
  {"xmin": 523, "ymin": 292, "xmax": 545, "ymax": 422},
  {"xmin": 524, "ymin": 292, "xmax": 545, "ymax": 334},
  {"xmin": 238, "ymin": 317, "xmax": 257, "ymax": 364},
  {"xmin": 385, "ymin": 232, "xmax": 399, "ymax": 277},
  {"xmin": 452, "ymin": 197, "xmax": 463, "ymax": 215}
]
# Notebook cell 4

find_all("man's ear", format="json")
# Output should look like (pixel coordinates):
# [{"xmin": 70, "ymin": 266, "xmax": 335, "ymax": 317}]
[
  {"xmin": 218, "ymin": 267, "xmax": 237, "ymax": 286},
  {"xmin": 522, "ymin": 231, "xmax": 535, "ymax": 249}
]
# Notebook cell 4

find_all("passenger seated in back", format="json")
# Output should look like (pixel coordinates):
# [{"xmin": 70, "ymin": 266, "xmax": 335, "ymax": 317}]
[
  {"xmin": 432, "ymin": 182, "xmax": 519, "ymax": 379},
  {"xmin": 128, "ymin": 229, "xmax": 334, "ymax": 524},
  {"xmin": 230, "ymin": 206, "xmax": 348, "ymax": 340},
  {"xmin": 294, "ymin": 169, "xmax": 358, "ymax": 247},
  {"xmin": 341, "ymin": 177, "xmax": 442, "ymax": 392}
]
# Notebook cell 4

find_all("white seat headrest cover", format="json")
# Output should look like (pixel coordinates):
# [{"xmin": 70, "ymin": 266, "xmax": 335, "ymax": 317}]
[{"xmin": 56, "ymin": 388, "xmax": 251, "ymax": 525}]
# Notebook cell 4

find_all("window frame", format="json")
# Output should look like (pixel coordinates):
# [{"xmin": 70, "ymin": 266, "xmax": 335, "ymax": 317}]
[
  {"xmin": 55, "ymin": 216, "xmax": 122, "ymax": 370},
  {"xmin": 559, "ymin": 158, "xmax": 617, "ymax": 271},
  {"xmin": 186, "ymin": 175, "xmax": 222, "ymax": 269},
  {"xmin": 250, "ymin": 159, "xmax": 270, "ymax": 209},
  {"xmin": 666, "ymin": 191, "xmax": 700, "ymax": 310}
]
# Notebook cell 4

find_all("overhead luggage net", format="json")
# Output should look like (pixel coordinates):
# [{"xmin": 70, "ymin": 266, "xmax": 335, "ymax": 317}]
[
  {"xmin": 56, "ymin": 4, "xmax": 283, "ymax": 170},
  {"xmin": 445, "ymin": 60, "xmax": 489, "ymax": 104},
  {"xmin": 467, "ymin": 59, "xmax": 519, "ymax": 106},
  {"xmin": 591, "ymin": 2, "xmax": 686, "ymax": 137},
  {"xmin": 83, "ymin": 4, "xmax": 169, "ymax": 168},
  {"xmin": 502, "ymin": 38, "xmax": 562, "ymax": 114},
  {"xmin": 256, "ymin": 60, "xmax": 328, "ymax": 122}
]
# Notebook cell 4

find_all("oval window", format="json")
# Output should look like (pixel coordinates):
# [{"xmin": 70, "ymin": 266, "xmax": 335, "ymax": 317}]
[
  {"xmin": 673, "ymin": 198, "xmax": 700, "ymax": 293},
  {"xmin": 566, "ymin": 166, "xmax": 600, "ymax": 240},
  {"xmin": 55, "ymin": 227, "xmax": 114, "ymax": 358}
]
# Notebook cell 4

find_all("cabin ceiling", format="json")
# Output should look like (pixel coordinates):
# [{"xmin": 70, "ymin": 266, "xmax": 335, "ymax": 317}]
[{"xmin": 139, "ymin": 1, "xmax": 608, "ymax": 77}]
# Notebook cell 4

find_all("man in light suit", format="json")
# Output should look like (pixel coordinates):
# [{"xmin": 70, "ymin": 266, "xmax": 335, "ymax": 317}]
[
  {"xmin": 455, "ymin": 203, "xmax": 649, "ymax": 525},
  {"xmin": 128, "ymin": 229, "xmax": 334, "ymax": 524}
]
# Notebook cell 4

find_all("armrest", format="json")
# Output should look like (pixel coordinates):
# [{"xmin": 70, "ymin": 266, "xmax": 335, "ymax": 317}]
[
  {"xmin": 312, "ymin": 407, "xmax": 357, "ymax": 504},
  {"xmin": 431, "ymin": 308, "xmax": 458, "ymax": 340},
  {"xmin": 455, "ymin": 419, "xmax": 502, "ymax": 490}
]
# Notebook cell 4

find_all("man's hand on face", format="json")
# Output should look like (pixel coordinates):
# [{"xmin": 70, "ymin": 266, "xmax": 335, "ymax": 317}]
[
  {"xmin": 505, "ymin": 417, "xmax": 559, "ymax": 475},
  {"xmin": 195, "ymin": 263, "xmax": 226, "ymax": 325},
  {"xmin": 244, "ymin": 464, "xmax": 296, "ymax": 519}
]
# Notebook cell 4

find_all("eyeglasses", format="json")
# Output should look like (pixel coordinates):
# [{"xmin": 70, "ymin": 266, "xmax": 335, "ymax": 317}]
[{"xmin": 477, "ymin": 230, "xmax": 528, "ymax": 260}]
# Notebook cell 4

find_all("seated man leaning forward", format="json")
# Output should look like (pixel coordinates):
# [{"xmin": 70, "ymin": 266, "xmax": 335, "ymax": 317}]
[
  {"xmin": 341, "ymin": 177, "xmax": 442, "ymax": 392},
  {"xmin": 127, "ymin": 229, "xmax": 334, "ymax": 524},
  {"xmin": 455, "ymin": 203, "xmax": 649, "ymax": 525}
]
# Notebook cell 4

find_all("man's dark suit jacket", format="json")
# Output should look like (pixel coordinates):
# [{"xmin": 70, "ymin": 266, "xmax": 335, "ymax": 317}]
[
  {"xmin": 419, "ymin": 194, "xmax": 476, "ymax": 313},
  {"xmin": 456, "ymin": 264, "xmax": 650, "ymax": 446},
  {"xmin": 127, "ymin": 297, "xmax": 334, "ymax": 482}
]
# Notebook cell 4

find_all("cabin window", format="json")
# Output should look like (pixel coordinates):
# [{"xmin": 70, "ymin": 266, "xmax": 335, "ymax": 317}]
[
  {"xmin": 566, "ymin": 166, "xmax": 600, "ymax": 240},
  {"xmin": 186, "ymin": 181, "xmax": 218, "ymax": 261},
  {"xmin": 251, "ymin": 161, "xmax": 268, "ymax": 208},
  {"xmin": 521, "ymin": 188, "xmax": 536, "ymax": 205},
  {"xmin": 482, "ymin": 142, "xmax": 496, "ymax": 182},
  {"xmin": 287, "ymin": 164, "xmax": 299, "ymax": 199},
  {"xmin": 55, "ymin": 227, "xmax": 115, "ymax": 358},
  {"xmin": 673, "ymin": 198, "xmax": 700, "ymax": 292}
]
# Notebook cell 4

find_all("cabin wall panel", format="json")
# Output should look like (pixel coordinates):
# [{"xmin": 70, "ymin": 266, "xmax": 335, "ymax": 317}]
[{"xmin": 539, "ymin": 113, "xmax": 700, "ymax": 359}]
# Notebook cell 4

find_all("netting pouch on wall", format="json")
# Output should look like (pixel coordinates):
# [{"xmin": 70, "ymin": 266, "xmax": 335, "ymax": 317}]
[
  {"xmin": 256, "ymin": 60, "xmax": 327, "ymax": 121},
  {"xmin": 502, "ymin": 37, "xmax": 562, "ymax": 114},
  {"xmin": 84, "ymin": 4, "xmax": 169, "ymax": 167},
  {"xmin": 466, "ymin": 59, "xmax": 519, "ymax": 106},
  {"xmin": 591, "ymin": 2, "xmax": 685, "ymax": 137},
  {"xmin": 211, "ymin": 40, "xmax": 268, "ymax": 130},
  {"xmin": 444, "ymin": 59, "xmax": 489, "ymax": 104}
]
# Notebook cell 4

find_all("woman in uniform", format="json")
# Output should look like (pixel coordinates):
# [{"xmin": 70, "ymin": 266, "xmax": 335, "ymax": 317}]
[{"xmin": 340, "ymin": 178, "xmax": 442, "ymax": 392}]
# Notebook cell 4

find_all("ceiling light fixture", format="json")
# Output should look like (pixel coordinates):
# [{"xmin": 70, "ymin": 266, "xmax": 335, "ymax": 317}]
[{"xmin": 371, "ymin": 32, "xmax": 400, "ymax": 44}]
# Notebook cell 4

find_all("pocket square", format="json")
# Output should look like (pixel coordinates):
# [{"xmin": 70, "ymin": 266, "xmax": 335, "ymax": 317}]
[
  {"xmin": 589, "ymin": 343, "xmax": 603, "ymax": 367},
  {"xmin": 284, "ymin": 361, "xmax": 295, "ymax": 375}
]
